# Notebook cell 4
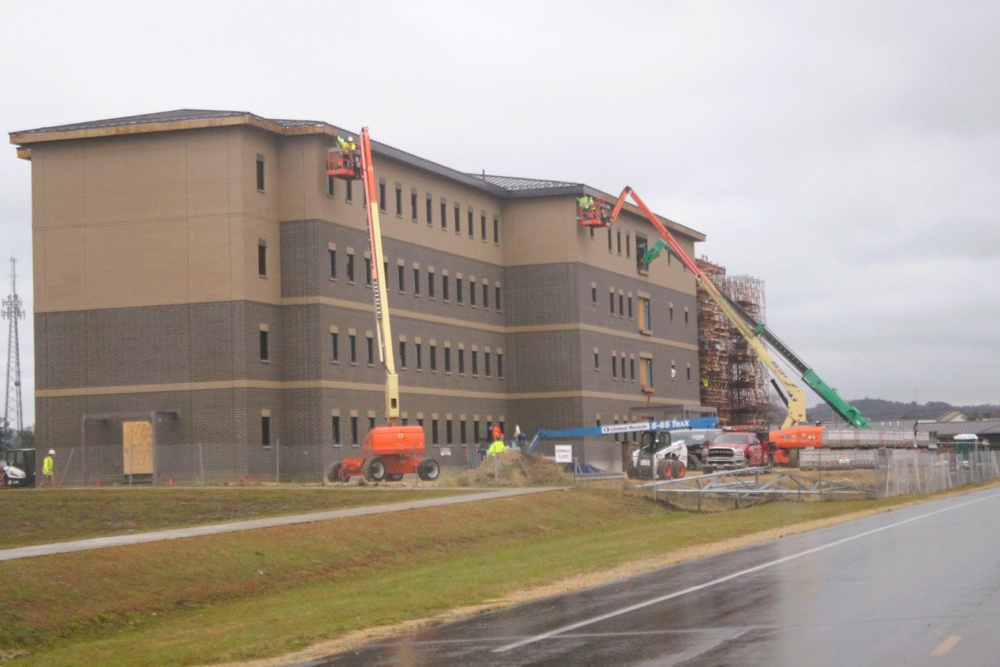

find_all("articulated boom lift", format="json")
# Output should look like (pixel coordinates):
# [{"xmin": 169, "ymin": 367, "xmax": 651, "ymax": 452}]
[
  {"xmin": 598, "ymin": 186, "xmax": 872, "ymax": 450},
  {"xmin": 326, "ymin": 128, "xmax": 440, "ymax": 483}
]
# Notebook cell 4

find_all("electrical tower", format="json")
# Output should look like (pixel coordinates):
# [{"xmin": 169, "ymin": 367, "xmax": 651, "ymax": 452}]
[{"xmin": 3, "ymin": 257, "xmax": 24, "ymax": 451}]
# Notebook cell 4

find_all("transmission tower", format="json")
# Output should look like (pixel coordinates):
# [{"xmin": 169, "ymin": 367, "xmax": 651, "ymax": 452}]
[{"xmin": 3, "ymin": 257, "xmax": 24, "ymax": 450}]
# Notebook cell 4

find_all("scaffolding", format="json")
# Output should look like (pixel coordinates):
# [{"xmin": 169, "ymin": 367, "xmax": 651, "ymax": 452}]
[{"xmin": 696, "ymin": 257, "xmax": 770, "ymax": 428}]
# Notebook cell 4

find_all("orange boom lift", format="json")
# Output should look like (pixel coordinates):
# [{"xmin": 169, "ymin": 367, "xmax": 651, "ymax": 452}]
[{"xmin": 327, "ymin": 128, "xmax": 440, "ymax": 483}]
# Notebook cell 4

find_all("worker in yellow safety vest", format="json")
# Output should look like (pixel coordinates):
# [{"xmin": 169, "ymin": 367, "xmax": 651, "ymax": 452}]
[
  {"xmin": 487, "ymin": 435, "xmax": 506, "ymax": 457},
  {"xmin": 577, "ymin": 195, "xmax": 595, "ymax": 211},
  {"xmin": 41, "ymin": 449, "xmax": 55, "ymax": 487}
]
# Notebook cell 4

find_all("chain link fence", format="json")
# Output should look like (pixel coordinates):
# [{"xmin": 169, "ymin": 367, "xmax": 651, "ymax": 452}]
[{"xmin": 50, "ymin": 442, "xmax": 493, "ymax": 487}]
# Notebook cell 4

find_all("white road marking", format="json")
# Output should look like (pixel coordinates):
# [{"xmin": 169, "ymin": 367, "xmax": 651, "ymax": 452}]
[{"xmin": 494, "ymin": 492, "xmax": 1000, "ymax": 653}]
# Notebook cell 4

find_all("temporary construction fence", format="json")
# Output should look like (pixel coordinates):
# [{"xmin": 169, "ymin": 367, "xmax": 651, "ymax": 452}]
[
  {"xmin": 51, "ymin": 442, "xmax": 491, "ymax": 487},
  {"xmin": 640, "ymin": 448, "xmax": 1000, "ymax": 511}
]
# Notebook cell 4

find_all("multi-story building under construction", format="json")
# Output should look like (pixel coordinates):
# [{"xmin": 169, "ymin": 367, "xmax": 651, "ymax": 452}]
[{"xmin": 696, "ymin": 257, "xmax": 770, "ymax": 427}]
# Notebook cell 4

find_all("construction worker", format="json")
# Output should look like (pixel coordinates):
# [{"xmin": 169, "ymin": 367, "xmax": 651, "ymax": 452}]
[
  {"xmin": 577, "ymin": 195, "xmax": 595, "ymax": 212},
  {"xmin": 41, "ymin": 449, "xmax": 55, "ymax": 488},
  {"xmin": 487, "ymin": 433, "xmax": 506, "ymax": 457}
]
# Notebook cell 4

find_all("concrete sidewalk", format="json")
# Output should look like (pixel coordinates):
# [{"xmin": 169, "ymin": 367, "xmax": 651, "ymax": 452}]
[{"xmin": 0, "ymin": 487, "xmax": 563, "ymax": 562}]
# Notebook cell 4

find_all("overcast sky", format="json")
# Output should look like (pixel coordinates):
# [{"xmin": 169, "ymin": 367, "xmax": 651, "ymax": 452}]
[{"xmin": 2, "ymin": 0, "xmax": 999, "ymax": 428}]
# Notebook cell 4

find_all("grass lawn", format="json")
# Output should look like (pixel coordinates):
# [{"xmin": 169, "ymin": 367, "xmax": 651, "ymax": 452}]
[{"xmin": 0, "ymin": 484, "xmax": 922, "ymax": 666}]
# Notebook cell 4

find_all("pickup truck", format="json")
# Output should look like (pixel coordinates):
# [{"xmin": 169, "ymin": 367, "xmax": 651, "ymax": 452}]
[{"xmin": 703, "ymin": 431, "xmax": 768, "ymax": 471}]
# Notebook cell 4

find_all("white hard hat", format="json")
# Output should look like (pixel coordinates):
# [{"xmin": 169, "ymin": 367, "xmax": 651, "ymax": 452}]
[{"xmin": 48, "ymin": 449, "xmax": 55, "ymax": 455}]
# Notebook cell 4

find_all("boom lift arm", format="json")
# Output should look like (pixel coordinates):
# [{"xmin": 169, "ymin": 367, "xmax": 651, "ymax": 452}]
[
  {"xmin": 358, "ymin": 128, "xmax": 400, "ymax": 424},
  {"xmin": 606, "ymin": 186, "xmax": 808, "ymax": 429}
]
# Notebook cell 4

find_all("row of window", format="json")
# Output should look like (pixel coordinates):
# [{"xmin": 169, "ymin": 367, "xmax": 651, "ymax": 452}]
[
  {"xmin": 593, "ymin": 352, "xmax": 692, "ymax": 387},
  {"xmin": 325, "ymin": 415, "xmax": 506, "ymax": 447},
  {"xmin": 593, "ymin": 287, "xmax": 689, "ymax": 332},
  {"xmin": 589, "ymin": 226, "xmax": 688, "ymax": 276},
  {"xmin": 329, "ymin": 330, "xmax": 504, "ymax": 377},
  {"xmin": 327, "ymin": 247, "xmax": 503, "ymax": 311},
  {"xmin": 326, "ymin": 174, "xmax": 501, "ymax": 244}
]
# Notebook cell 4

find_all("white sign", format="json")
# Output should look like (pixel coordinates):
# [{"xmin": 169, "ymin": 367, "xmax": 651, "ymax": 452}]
[
  {"xmin": 599, "ymin": 420, "xmax": 694, "ymax": 435},
  {"xmin": 555, "ymin": 445, "xmax": 573, "ymax": 463}
]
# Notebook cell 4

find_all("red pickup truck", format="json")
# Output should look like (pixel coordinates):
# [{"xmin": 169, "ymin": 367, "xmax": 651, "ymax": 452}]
[{"xmin": 703, "ymin": 431, "xmax": 769, "ymax": 471}]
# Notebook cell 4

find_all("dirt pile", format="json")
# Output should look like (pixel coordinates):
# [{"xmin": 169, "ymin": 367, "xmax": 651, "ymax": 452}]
[{"xmin": 464, "ymin": 450, "xmax": 570, "ymax": 487}]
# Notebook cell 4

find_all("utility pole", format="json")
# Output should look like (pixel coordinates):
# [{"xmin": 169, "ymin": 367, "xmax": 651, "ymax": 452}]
[{"xmin": 3, "ymin": 257, "xmax": 24, "ymax": 452}]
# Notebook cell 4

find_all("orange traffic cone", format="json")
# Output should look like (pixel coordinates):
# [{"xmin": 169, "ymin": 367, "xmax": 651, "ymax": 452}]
[
  {"xmin": 96, "ymin": 480, "xmax": 101, "ymax": 487},
  {"xmin": 168, "ymin": 477, "xmax": 173, "ymax": 487}
]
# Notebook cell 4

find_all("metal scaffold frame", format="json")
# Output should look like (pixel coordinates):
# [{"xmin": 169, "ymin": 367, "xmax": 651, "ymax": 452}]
[
  {"xmin": 696, "ymin": 257, "xmax": 770, "ymax": 428},
  {"xmin": 3, "ymin": 257, "xmax": 24, "ymax": 448}
]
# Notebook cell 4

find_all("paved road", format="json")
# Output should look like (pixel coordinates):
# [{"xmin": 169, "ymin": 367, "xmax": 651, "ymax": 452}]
[
  {"xmin": 311, "ymin": 487, "xmax": 1000, "ymax": 666},
  {"xmin": 0, "ymin": 487, "xmax": 560, "ymax": 562}
]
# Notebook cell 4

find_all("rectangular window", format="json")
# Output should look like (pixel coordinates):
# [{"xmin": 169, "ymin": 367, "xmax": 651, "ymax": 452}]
[
  {"xmin": 626, "ymin": 233, "xmax": 631, "ymax": 258},
  {"xmin": 444, "ymin": 347, "xmax": 452, "ymax": 373},
  {"xmin": 331, "ymin": 332, "xmax": 339, "ymax": 362},
  {"xmin": 628, "ymin": 296, "xmax": 633, "ymax": 319},
  {"xmin": 443, "ymin": 275, "xmax": 450, "ymax": 301},
  {"xmin": 617, "ymin": 230, "xmax": 622, "ymax": 255},
  {"xmin": 467, "ymin": 208, "xmax": 474, "ymax": 237},
  {"xmin": 495, "ymin": 285, "xmax": 502, "ymax": 311},
  {"xmin": 329, "ymin": 249, "xmax": 336, "ymax": 279},
  {"xmin": 630, "ymin": 357, "xmax": 636, "ymax": 381},
  {"xmin": 258, "ymin": 242, "xmax": 267, "ymax": 277},
  {"xmin": 399, "ymin": 340, "xmax": 407, "ymax": 368},
  {"xmin": 441, "ymin": 200, "xmax": 448, "ymax": 230},
  {"xmin": 497, "ymin": 352, "xmax": 503, "ymax": 378},
  {"xmin": 428, "ymin": 272, "xmax": 435, "ymax": 298},
  {"xmin": 485, "ymin": 352, "xmax": 491, "ymax": 377},
  {"xmin": 610, "ymin": 292, "xmax": 615, "ymax": 315},
  {"xmin": 349, "ymin": 334, "xmax": 357, "ymax": 363},
  {"xmin": 345, "ymin": 180, "xmax": 353, "ymax": 202},
  {"xmin": 619, "ymin": 293, "xmax": 624, "ymax": 316},
  {"xmin": 256, "ymin": 155, "xmax": 265, "ymax": 192},
  {"xmin": 432, "ymin": 419, "xmax": 439, "ymax": 445},
  {"xmin": 411, "ymin": 190, "xmax": 418, "ymax": 220},
  {"xmin": 413, "ymin": 268, "xmax": 420, "ymax": 295},
  {"xmin": 331, "ymin": 416, "xmax": 340, "ymax": 444},
  {"xmin": 327, "ymin": 174, "xmax": 335, "ymax": 197},
  {"xmin": 351, "ymin": 416, "xmax": 358, "ymax": 445},
  {"xmin": 366, "ymin": 335, "xmax": 374, "ymax": 365},
  {"xmin": 639, "ymin": 297, "xmax": 652, "ymax": 333},
  {"xmin": 454, "ymin": 203, "xmax": 461, "ymax": 233},
  {"xmin": 365, "ymin": 258, "xmax": 372, "ymax": 287},
  {"xmin": 456, "ymin": 278, "xmax": 463, "ymax": 304},
  {"xmin": 259, "ymin": 330, "xmax": 269, "ymax": 362},
  {"xmin": 416, "ymin": 342, "xmax": 422, "ymax": 370},
  {"xmin": 641, "ymin": 358, "xmax": 654, "ymax": 392},
  {"xmin": 261, "ymin": 415, "xmax": 270, "ymax": 447},
  {"xmin": 687, "ymin": 365, "xmax": 692, "ymax": 381},
  {"xmin": 608, "ymin": 228, "xmax": 613, "ymax": 252},
  {"xmin": 369, "ymin": 416, "xmax": 376, "ymax": 434},
  {"xmin": 474, "ymin": 421, "xmax": 481, "ymax": 444},
  {"xmin": 612, "ymin": 353, "xmax": 617, "ymax": 379},
  {"xmin": 669, "ymin": 305, "xmax": 674, "ymax": 323},
  {"xmin": 493, "ymin": 215, "xmax": 499, "ymax": 244},
  {"xmin": 592, "ymin": 285, "xmax": 597, "ymax": 304},
  {"xmin": 430, "ymin": 344, "xmax": 437, "ymax": 371},
  {"xmin": 446, "ymin": 419, "xmax": 453, "ymax": 445},
  {"xmin": 480, "ymin": 213, "xmax": 487, "ymax": 240},
  {"xmin": 685, "ymin": 309, "xmax": 690, "ymax": 326},
  {"xmin": 395, "ymin": 184, "xmax": 402, "ymax": 216},
  {"xmin": 460, "ymin": 420, "xmax": 467, "ymax": 444},
  {"xmin": 594, "ymin": 351, "xmax": 600, "ymax": 370},
  {"xmin": 470, "ymin": 280, "xmax": 476, "ymax": 306},
  {"xmin": 458, "ymin": 348, "xmax": 465, "ymax": 374},
  {"xmin": 472, "ymin": 350, "xmax": 478, "ymax": 376},
  {"xmin": 426, "ymin": 195, "xmax": 433, "ymax": 226},
  {"xmin": 347, "ymin": 253, "xmax": 355, "ymax": 282},
  {"xmin": 379, "ymin": 179, "xmax": 386, "ymax": 212},
  {"xmin": 636, "ymin": 234, "xmax": 649, "ymax": 272},
  {"xmin": 482, "ymin": 283, "xmax": 489, "ymax": 309},
  {"xmin": 397, "ymin": 264, "xmax": 405, "ymax": 292}
]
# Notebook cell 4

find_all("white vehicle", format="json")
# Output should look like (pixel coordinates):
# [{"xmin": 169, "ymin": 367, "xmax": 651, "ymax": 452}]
[
  {"xmin": 627, "ymin": 430, "xmax": 688, "ymax": 480},
  {"xmin": 1, "ymin": 462, "xmax": 27, "ymax": 487}
]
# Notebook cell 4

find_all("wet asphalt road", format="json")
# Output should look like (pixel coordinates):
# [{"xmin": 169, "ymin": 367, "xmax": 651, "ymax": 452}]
[{"xmin": 302, "ymin": 487, "xmax": 1000, "ymax": 666}]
